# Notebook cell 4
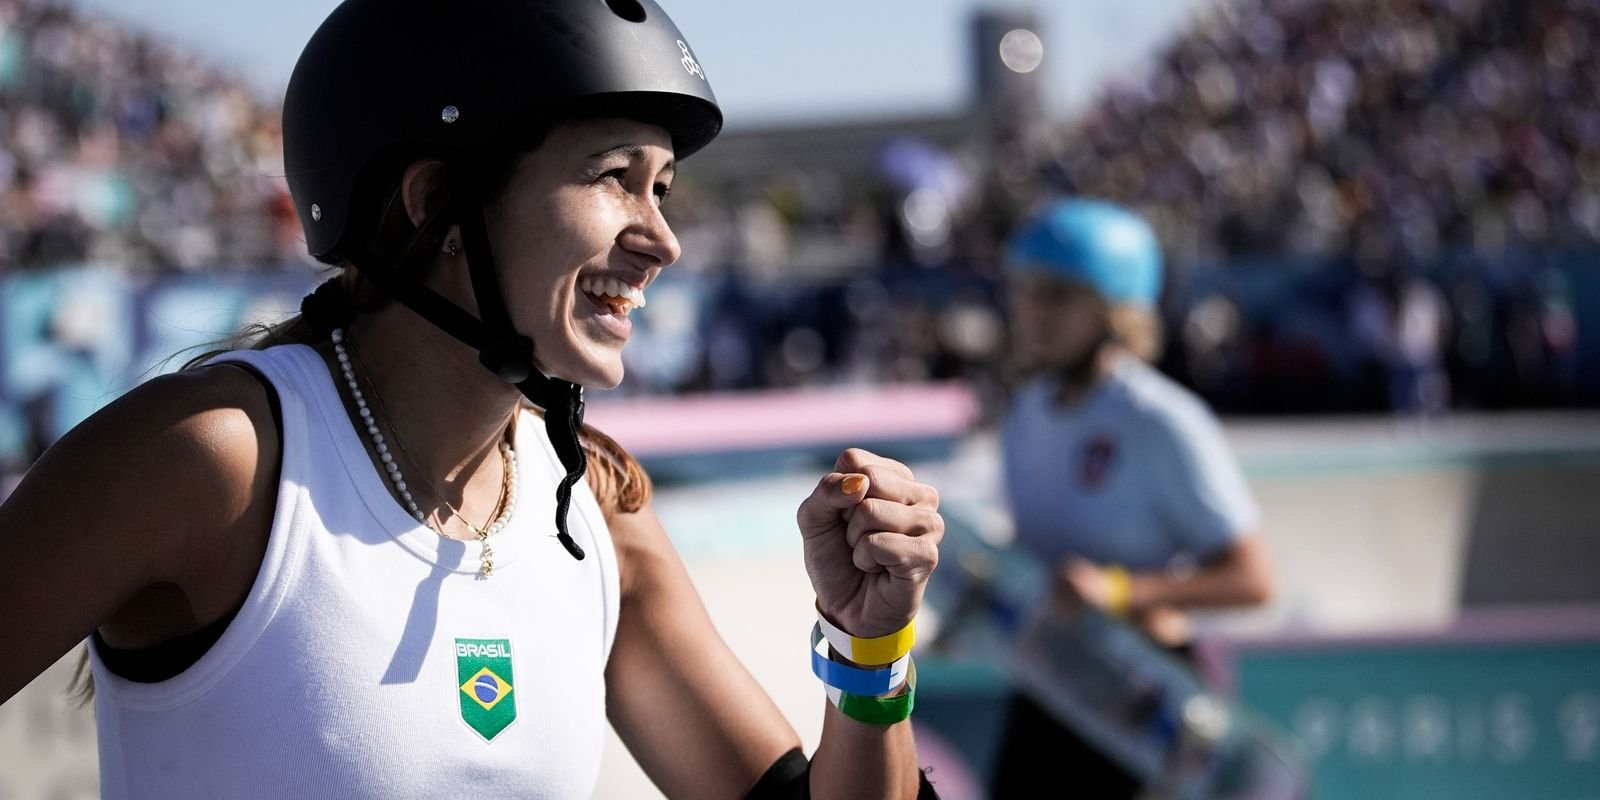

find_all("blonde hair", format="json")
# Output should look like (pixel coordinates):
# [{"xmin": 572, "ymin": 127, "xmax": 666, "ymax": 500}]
[{"xmin": 1108, "ymin": 304, "xmax": 1164, "ymax": 363}]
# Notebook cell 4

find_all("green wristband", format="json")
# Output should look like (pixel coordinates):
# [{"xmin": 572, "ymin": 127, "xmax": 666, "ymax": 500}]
[{"xmin": 827, "ymin": 660, "xmax": 917, "ymax": 726}]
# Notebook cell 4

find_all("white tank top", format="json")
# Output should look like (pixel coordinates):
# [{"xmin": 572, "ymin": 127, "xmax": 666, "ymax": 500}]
[{"xmin": 88, "ymin": 344, "xmax": 621, "ymax": 799}]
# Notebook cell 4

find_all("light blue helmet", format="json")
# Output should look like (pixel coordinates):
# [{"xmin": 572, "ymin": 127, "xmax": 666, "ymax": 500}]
[{"xmin": 1006, "ymin": 200, "xmax": 1163, "ymax": 307}]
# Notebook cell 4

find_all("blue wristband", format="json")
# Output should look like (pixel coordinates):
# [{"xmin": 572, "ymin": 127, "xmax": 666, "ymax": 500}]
[{"xmin": 810, "ymin": 623, "xmax": 911, "ymax": 696}]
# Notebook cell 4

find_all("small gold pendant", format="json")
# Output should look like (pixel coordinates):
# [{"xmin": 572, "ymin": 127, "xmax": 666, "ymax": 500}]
[{"xmin": 478, "ymin": 532, "xmax": 495, "ymax": 577}]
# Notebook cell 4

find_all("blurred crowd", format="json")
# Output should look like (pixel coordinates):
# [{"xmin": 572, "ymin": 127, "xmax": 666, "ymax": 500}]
[
  {"xmin": 1044, "ymin": 0, "xmax": 1600, "ymax": 265},
  {"xmin": 657, "ymin": 0, "xmax": 1599, "ymax": 412},
  {"xmin": 1034, "ymin": 0, "xmax": 1600, "ymax": 412},
  {"xmin": 0, "ymin": 0, "xmax": 1593, "ymax": 427},
  {"xmin": 0, "ymin": 0, "xmax": 300, "ymax": 272}
]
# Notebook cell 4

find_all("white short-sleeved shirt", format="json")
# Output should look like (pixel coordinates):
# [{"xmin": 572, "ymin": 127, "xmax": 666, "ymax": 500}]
[{"xmin": 1000, "ymin": 355, "xmax": 1259, "ymax": 571}]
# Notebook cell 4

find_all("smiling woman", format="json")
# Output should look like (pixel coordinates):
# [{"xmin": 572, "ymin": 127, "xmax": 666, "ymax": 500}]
[
  {"xmin": 478, "ymin": 122, "xmax": 683, "ymax": 389},
  {"xmin": 0, "ymin": 1, "xmax": 944, "ymax": 799}
]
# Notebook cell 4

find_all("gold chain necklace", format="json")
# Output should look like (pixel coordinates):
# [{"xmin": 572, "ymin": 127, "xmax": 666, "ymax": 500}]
[{"xmin": 332, "ymin": 329, "xmax": 515, "ymax": 576}]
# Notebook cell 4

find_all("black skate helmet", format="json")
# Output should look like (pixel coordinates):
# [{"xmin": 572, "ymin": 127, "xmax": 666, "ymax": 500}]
[{"xmin": 284, "ymin": 0, "xmax": 723, "ymax": 559}]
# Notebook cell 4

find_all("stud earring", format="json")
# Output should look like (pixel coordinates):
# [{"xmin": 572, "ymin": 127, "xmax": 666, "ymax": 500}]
[{"xmin": 445, "ymin": 239, "xmax": 462, "ymax": 256}]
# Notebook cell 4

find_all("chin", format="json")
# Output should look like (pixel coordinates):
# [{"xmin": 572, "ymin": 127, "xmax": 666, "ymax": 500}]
[
  {"xmin": 542, "ymin": 354, "xmax": 625, "ymax": 389},
  {"xmin": 588, "ymin": 366, "xmax": 625, "ymax": 390}
]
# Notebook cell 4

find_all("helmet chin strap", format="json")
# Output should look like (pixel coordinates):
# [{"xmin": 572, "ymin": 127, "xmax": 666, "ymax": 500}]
[{"xmin": 368, "ymin": 191, "xmax": 588, "ymax": 561}]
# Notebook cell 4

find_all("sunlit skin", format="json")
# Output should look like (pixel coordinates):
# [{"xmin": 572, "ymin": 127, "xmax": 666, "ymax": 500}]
[
  {"xmin": 422, "ymin": 117, "xmax": 681, "ymax": 390},
  {"xmin": 484, "ymin": 118, "xmax": 680, "ymax": 389},
  {"xmin": 313, "ymin": 118, "xmax": 681, "ymax": 543}
]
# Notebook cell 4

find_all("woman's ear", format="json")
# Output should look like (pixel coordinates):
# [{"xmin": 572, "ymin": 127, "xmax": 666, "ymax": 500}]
[{"xmin": 399, "ymin": 159, "xmax": 447, "ymax": 228}]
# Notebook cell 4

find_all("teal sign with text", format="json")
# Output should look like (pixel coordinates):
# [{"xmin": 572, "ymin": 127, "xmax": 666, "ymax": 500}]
[{"xmin": 1229, "ymin": 634, "xmax": 1600, "ymax": 799}]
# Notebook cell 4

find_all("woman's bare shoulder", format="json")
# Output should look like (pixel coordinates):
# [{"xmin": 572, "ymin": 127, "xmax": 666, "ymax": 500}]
[
  {"xmin": 0, "ymin": 364, "xmax": 284, "ymax": 695},
  {"xmin": 11, "ymin": 363, "xmax": 281, "ymax": 557},
  {"xmin": 96, "ymin": 364, "xmax": 277, "ymax": 491}
]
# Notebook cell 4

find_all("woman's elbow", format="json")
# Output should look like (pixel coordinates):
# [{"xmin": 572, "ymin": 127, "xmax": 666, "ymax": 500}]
[{"xmin": 1240, "ymin": 570, "xmax": 1274, "ymax": 607}]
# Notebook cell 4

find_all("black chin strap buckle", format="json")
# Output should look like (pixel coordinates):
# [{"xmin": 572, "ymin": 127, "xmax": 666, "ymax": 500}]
[{"xmin": 479, "ymin": 336, "xmax": 535, "ymax": 384}]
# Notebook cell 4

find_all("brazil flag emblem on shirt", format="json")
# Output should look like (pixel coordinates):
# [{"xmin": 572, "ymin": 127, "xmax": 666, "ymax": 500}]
[{"xmin": 456, "ymin": 638, "xmax": 517, "ymax": 741}]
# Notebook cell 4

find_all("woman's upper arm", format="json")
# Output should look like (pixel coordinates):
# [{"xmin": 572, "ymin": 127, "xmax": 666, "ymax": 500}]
[
  {"xmin": 0, "ymin": 366, "xmax": 277, "ymax": 702},
  {"xmin": 605, "ymin": 503, "xmax": 801, "ymax": 800}
]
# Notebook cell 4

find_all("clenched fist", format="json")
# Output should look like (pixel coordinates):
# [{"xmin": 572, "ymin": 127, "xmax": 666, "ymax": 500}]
[{"xmin": 797, "ymin": 448, "xmax": 944, "ymax": 640}]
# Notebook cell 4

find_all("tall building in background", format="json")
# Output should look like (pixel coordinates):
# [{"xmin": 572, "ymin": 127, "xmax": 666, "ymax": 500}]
[
  {"xmin": 969, "ymin": 9, "xmax": 1049, "ymax": 250},
  {"xmin": 971, "ymin": 9, "xmax": 1046, "ymax": 128}
]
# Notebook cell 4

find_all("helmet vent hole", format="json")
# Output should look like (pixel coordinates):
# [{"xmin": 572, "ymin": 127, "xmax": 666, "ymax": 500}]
[{"xmin": 605, "ymin": 0, "xmax": 647, "ymax": 23}]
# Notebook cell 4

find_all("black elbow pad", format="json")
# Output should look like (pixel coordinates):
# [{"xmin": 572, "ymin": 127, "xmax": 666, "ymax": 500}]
[
  {"xmin": 745, "ymin": 748, "xmax": 810, "ymax": 799},
  {"xmin": 744, "ymin": 748, "xmax": 942, "ymax": 799}
]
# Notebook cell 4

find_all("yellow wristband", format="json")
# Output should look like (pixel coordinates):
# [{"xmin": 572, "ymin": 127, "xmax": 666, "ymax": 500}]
[
  {"xmin": 1104, "ymin": 565, "xmax": 1132, "ymax": 617},
  {"xmin": 815, "ymin": 604, "xmax": 916, "ymax": 666}
]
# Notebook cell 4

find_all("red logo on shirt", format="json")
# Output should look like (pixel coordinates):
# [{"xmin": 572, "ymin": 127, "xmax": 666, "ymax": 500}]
[{"xmin": 1078, "ymin": 434, "xmax": 1118, "ymax": 490}]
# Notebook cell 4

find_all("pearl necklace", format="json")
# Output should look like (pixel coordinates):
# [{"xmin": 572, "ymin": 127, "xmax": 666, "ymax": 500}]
[{"xmin": 332, "ymin": 328, "xmax": 516, "ymax": 576}]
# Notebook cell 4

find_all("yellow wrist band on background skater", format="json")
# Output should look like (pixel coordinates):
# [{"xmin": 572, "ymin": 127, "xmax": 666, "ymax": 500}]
[{"xmin": 1104, "ymin": 565, "xmax": 1133, "ymax": 617}]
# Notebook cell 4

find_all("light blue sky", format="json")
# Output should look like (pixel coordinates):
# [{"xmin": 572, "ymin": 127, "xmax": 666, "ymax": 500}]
[{"xmin": 68, "ymin": 0, "xmax": 1210, "ymax": 127}]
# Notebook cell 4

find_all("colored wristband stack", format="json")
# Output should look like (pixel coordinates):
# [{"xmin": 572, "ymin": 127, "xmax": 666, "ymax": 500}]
[{"xmin": 809, "ymin": 613, "xmax": 918, "ymax": 726}]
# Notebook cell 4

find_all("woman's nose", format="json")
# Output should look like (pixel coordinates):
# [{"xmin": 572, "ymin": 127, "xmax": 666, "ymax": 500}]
[{"xmin": 620, "ymin": 201, "xmax": 681, "ymax": 268}]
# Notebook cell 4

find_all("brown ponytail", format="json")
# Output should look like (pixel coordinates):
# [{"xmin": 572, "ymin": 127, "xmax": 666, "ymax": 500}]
[{"xmin": 578, "ymin": 424, "xmax": 652, "ymax": 520}]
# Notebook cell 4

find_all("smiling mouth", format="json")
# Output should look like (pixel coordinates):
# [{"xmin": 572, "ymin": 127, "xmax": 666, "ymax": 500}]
[{"xmin": 577, "ymin": 275, "xmax": 647, "ymax": 318}]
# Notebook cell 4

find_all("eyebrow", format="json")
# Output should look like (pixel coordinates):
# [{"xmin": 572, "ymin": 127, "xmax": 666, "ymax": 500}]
[{"xmin": 586, "ymin": 144, "xmax": 675, "ymax": 175}]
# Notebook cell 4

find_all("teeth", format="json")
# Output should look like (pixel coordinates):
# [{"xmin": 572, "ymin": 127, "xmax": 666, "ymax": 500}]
[{"xmin": 578, "ymin": 275, "xmax": 647, "ymax": 312}]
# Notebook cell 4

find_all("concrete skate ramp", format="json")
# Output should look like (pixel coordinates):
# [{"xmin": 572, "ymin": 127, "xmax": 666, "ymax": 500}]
[
  {"xmin": 1217, "ymin": 412, "xmax": 1600, "ymax": 630},
  {"xmin": 1458, "ymin": 459, "xmax": 1600, "ymax": 606}
]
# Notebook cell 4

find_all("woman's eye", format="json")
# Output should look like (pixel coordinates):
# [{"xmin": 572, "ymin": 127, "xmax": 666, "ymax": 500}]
[{"xmin": 596, "ymin": 167, "xmax": 668, "ymax": 206}]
